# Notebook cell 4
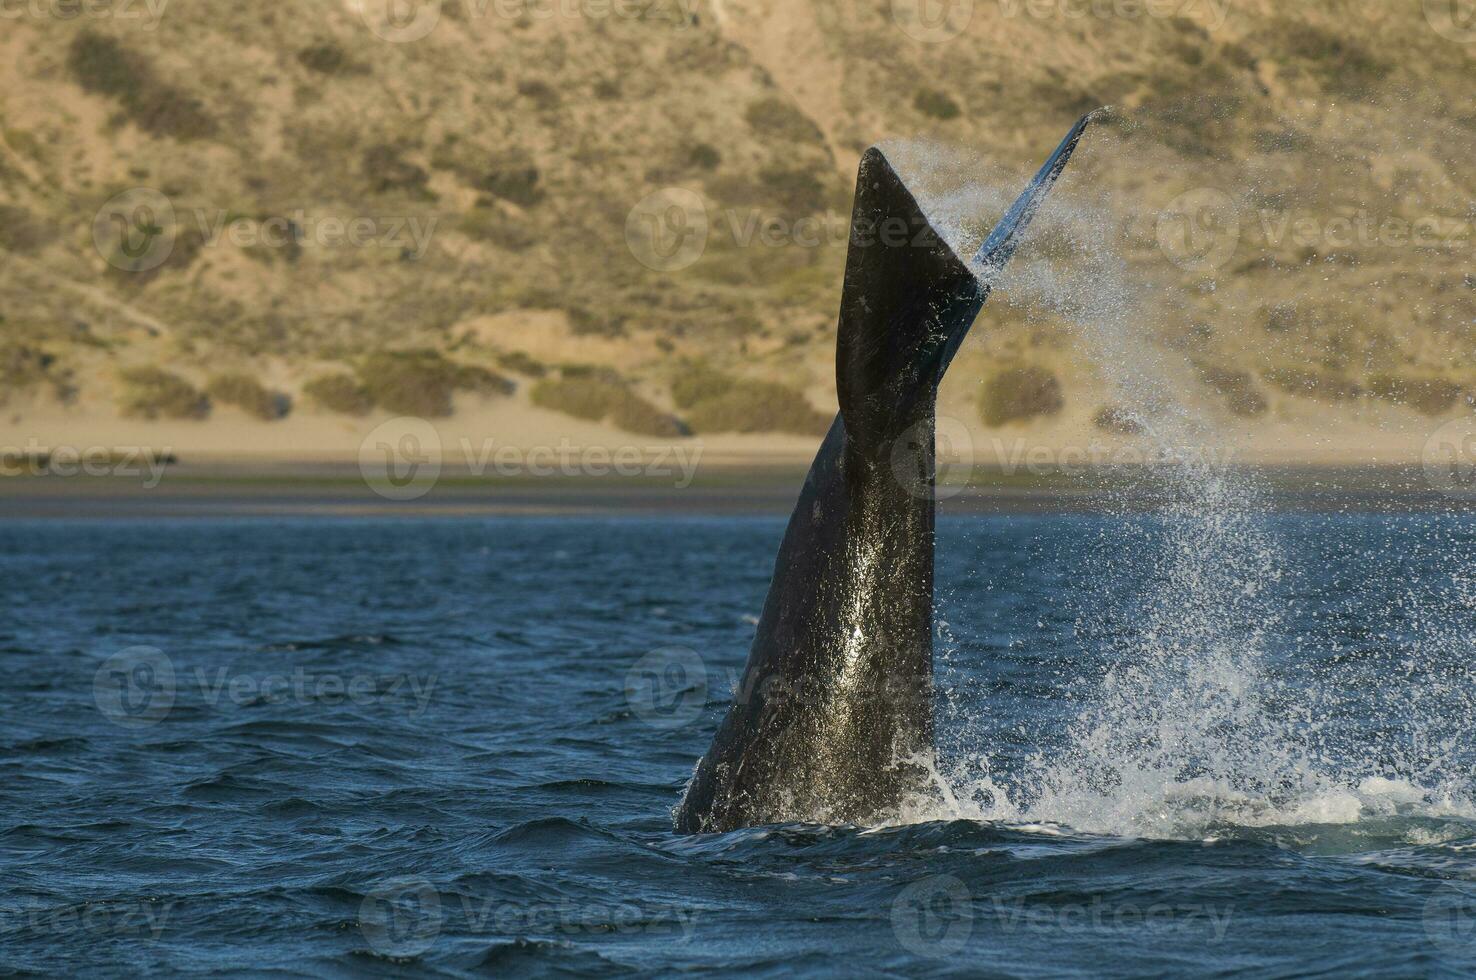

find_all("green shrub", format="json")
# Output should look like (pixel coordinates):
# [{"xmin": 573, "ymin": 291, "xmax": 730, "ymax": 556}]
[
  {"xmin": 1278, "ymin": 22, "xmax": 1386, "ymax": 97},
  {"xmin": 517, "ymin": 79, "xmax": 560, "ymax": 110},
  {"xmin": 303, "ymin": 373, "xmax": 373, "ymax": 416},
  {"xmin": 297, "ymin": 41, "xmax": 364, "ymax": 76},
  {"xmin": 0, "ymin": 204, "xmax": 58, "ymax": 254},
  {"xmin": 118, "ymin": 367, "xmax": 210, "ymax": 420},
  {"xmin": 477, "ymin": 162, "xmax": 544, "ymax": 207},
  {"xmin": 357, "ymin": 350, "xmax": 511, "ymax": 417},
  {"xmin": 0, "ymin": 344, "xmax": 56, "ymax": 387},
  {"xmin": 494, "ymin": 350, "xmax": 548, "ymax": 378},
  {"xmin": 1369, "ymin": 375, "xmax": 1463, "ymax": 416},
  {"xmin": 1262, "ymin": 368, "xmax": 1363, "ymax": 403},
  {"xmin": 914, "ymin": 88, "xmax": 962, "ymax": 120},
  {"xmin": 206, "ymin": 373, "xmax": 290, "ymax": 421},
  {"xmin": 744, "ymin": 97, "xmax": 823, "ymax": 143},
  {"xmin": 684, "ymin": 383, "xmax": 830, "ymax": 436},
  {"xmin": 688, "ymin": 143, "xmax": 722, "ymax": 170},
  {"xmin": 979, "ymin": 366, "xmax": 1064, "ymax": 426},
  {"xmin": 68, "ymin": 31, "xmax": 216, "ymax": 141},
  {"xmin": 530, "ymin": 378, "xmax": 685, "ymax": 437},
  {"xmin": 671, "ymin": 361, "xmax": 733, "ymax": 410},
  {"xmin": 362, "ymin": 144, "xmax": 429, "ymax": 195},
  {"xmin": 758, "ymin": 166, "xmax": 828, "ymax": 215},
  {"xmin": 1093, "ymin": 406, "xmax": 1144, "ymax": 435},
  {"xmin": 1194, "ymin": 362, "xmax": 1267, "ymax": 418}
]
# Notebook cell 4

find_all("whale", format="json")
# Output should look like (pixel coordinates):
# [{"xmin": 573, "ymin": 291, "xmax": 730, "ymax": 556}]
[{"xmin": 674, "ymin": 113, "xmax": 1099, "ymax": 834}]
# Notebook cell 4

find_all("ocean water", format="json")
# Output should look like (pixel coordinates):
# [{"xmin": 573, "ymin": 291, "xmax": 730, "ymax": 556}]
[{"xmin": 5, "ymin": 512, "xmax": 1476, "ymax": 977}]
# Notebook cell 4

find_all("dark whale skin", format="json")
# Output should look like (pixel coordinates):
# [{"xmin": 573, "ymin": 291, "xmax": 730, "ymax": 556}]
[{"xmin": 675, "ymin": 117, "xmax": 1097, "ymax": 834}]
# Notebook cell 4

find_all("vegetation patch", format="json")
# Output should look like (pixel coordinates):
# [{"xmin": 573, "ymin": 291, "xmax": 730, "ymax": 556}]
[
  {"xmin": 494, "ymin": 350, "xmax": 548, "ymax": 378},
  {"xmin": 672, "ymin": 363, "xmax": 829, "ymax": 436},
  {"xmin": 531, "ymin": 378, "xmax": 685, "ymax": 437},
  {"xmin": 297, "ymin": 41, "xmax": 366, "ymax": 76},
  {"xmin": 362, "ymin": 144, "xmax": 430, "ymax": 196},
  {"xmin": 744, "ymin": 97, "xmax": 824, "ymax": 143},
  {"xmin": 914, "ymin": 88, "xmax": 962, "ymax": 120},
  {"xmin": 1262, "ymin": 368, "xmax": 1364, "ymax": 403},
  {"xmin": 0, "ymin": 205, "xmax": 58, "ymax": 254},
  {"xmin": 1369, "ymin": 375, "xmax": 1463, "ymax": 416},
  {"xmin": 206, "ymin": 373, "xmax": 291, "ymax": 421},
  {"xmin": 357, "ymin": 350, "xmax": 512, "ymax": 417},
  {"xmin": 1194, "ymin": 362, "xmax": 1268, "ymax": 418},
  {"xmin": 979, "ymin": 366, "xmax": 1065, "ymax": 427},
  {"xmin": 118, "ymin": 367, "xmax": 210, "ymax": 420},
  {"xmin": 68, "ymin": 31, "xmax": 217, "ymax": 141},
  {"xmin": 303, "ymin": 373, "xmax": 373, "ymax": 416},
  {"xmin": 1093, "ymin": 406, "xmax": 1145, "ymax": 435}
]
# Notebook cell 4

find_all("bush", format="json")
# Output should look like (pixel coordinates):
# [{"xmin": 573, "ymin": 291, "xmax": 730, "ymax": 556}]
[
  {"xmin": 914, "ymin": 88, "xmax": 962, "ymax": 120},
  {"xmin": 744, "ymin": 97, "xmax": 823, "ymax": 143},
  {"xmin": 671, "ymin": 362, "xmax": 733, "ymax": 410},
  {"xmin": 1194, "ymin": 362, "xmax": 1267, "ymax": 418},
  {"xmin": 118, "ymin": 367, "xmax": 210, "ymax": 420},
  {"xmin": 758, "ymin": 166, "xmax": 829, "ymax": 215},
  {"xmin": 0, "ymin": 204, "xmax": 58, "ymax": 254},
  {"xmin": 303, "ymin": 373, "xmax": 373, "ymax": 416},
  {"xmin": 494, "ymin": 350, "xmax": 548, "ymax": 378},
  {"xmin": 684, "ymin": 383, "xmax": 830, "ymax": 436},
  {"xmin": 1262, "ymin": 368, "xmax": 1363, "ymax": 403},
  {"xmin": 362, "ymin": 144, "xmax": 429, "ymax": 195},
  {"xmin": 1369, "ymin": 375, "xmax": 1463, "ymax": 416},
  {"xmin": 68, "ymin": 31, "xmax": 216, "ymax": 141},
  {"xmin": 206, "ymin": 373, "xmax": 290, "ymax": 421},
  {"xmin": 979, "ymin": 366, "xmax": 1064, "ymax": 427},
  {"xmin": 688, "ymin": 143, "xmax": 722, "ymax": 170},
  {"xmin": 357, "ymin": 350, "xmax": 511, "ymax": 417},
  {"xmin": 477, "ymin": 162, "xmax": 544, "ymax": 207},
  {"xmin": 297, "ymin": 41, "xmax": 364, "ymax": 76},
  {"xmin": 1093, "ymin": 406, "xmax": 1144, "ymax": 435},
  {"xmin": 531, "ymin": 378, "xmax": 685, "ymax": 437},
  {"xmin": 0, "ymin": 344, "xmax": 56, "ymax": 387}
]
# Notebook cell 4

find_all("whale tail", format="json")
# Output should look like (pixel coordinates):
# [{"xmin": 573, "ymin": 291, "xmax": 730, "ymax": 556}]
[{"xmin": 675, "ymin": 112, "xmax": 1100, "ymax": 834}]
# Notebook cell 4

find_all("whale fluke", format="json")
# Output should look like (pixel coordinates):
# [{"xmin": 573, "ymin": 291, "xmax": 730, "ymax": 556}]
[{"xmin": 674, "ymin": 113, "xmax": 1099, "ymax": 834}]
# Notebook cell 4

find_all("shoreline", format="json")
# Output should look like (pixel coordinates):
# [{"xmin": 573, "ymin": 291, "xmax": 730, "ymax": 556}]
[{"xmin": 1, "ymin": 460, "xmax": 1468, "ymax": 519}]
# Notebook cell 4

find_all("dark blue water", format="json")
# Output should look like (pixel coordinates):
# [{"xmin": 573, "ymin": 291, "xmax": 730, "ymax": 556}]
[{"xmin": 5, "ymin": 514, "xmax": 1476, "ymax": 977}]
